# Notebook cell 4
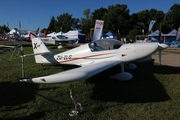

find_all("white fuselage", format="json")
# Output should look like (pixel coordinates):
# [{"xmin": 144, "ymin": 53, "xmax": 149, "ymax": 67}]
[{"xmin": 43, "ymin": 42, "xmax": 158, "ymax": 66}]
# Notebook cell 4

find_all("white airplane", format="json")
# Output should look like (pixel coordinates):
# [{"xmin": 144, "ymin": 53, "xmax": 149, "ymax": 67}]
[
  {"xmin": 46, "ymin": 33, "xmax": 79, "ymax": 44},
  {"xmin": 29, "ymin": 32, "xmax": 57, "ymax": 45},
  {"xmin": 20, "ymin": 37, "xmax": 168, "ymax": 83},
  {"xmin": 20, "ymin": 37, "xmax": 168, "ymax": 116},
  {"xmin": 29, "ymin": 32, "xmax": 79, "ymax": 48}
]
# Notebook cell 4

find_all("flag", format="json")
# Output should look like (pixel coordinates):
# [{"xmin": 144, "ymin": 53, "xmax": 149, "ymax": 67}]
[
  {"xmin": 19, "ymin": 21, "xmax": 21, "ymax": 29},
  {"xmin": 36, "ymin": 27, "xmax": 40, "ymax": 35},
  {"xmin": 148, "ymin": 20, "xmax": 156, "ymax": 33},
  {"xmin": 92, "ymin": 20, "xmax": 104, "ymax": 41}
]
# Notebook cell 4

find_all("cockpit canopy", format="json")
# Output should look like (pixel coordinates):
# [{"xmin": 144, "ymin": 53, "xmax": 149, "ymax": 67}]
[{"xmin": 89, "ymin": 39, "xmax": 124, "ymax": 51}]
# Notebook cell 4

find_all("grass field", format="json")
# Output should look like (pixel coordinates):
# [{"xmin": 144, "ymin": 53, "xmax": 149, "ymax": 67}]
[{"xmin": 0, "ymin": 45, "xmax": 180, "ymax": 120}]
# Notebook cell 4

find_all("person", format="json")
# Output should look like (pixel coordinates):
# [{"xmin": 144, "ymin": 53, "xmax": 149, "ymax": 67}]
[
  {"xmin": 143, "ymin": 38, "xmax": 148, "ymax": 42},
  {"xmin": 120, "ymin": 37, "xmax": 124, "ymax": 43}
]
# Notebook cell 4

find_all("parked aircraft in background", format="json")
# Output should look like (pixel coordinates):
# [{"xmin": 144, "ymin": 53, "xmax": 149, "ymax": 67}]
[
  {"xmin": 46, "ymin": 33, "xmax": 79, "ymax": 44},
  {"xmin": 29, "ymin": 32, "xmax": 79, "ymax": 48},
  {"xmin": 29, "ymin": 32, "xmax": 56, "ymax": 45}
]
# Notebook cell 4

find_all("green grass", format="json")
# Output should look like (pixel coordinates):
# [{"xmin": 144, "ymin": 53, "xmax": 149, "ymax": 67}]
[{"xmin": 0, "ymin": 45, "xmax": 180, "ymax": 120}]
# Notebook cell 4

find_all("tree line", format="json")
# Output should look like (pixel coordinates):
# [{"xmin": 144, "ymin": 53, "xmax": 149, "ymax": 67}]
[{"xmin": 1, "ymin": 3, "xmax": 180, "ymax": 41}]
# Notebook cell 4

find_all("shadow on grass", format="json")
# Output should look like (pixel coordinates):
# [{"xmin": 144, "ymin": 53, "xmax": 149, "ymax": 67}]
[
  {"xmin": 0, "ymin": 112, "xmax": 45, "ymax": 120},
  {"xmin": 0, "ymin": 82, "xmax": 38, "ymax": 106},
  {"xmin": 86, "ymin": 60, "xmax": 172, "ymax": 103}
]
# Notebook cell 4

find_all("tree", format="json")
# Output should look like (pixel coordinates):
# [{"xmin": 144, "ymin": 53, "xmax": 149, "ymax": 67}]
[
  {"xmin": 55, "ymin": 13, "xmax": 75, "ymax": 32},
  {"xmin": 91, "ymin": 7, "xmax": 108, "ymax": 22},
  {"xmin": 0, "ymin": 24, "xmax": 10, "ymax": 35},
  {"xmin": 71, "ymin": 18, "xmax": 82, "ymax": 31},
  {"xmin": 47, "ymin": 16, "xmax": 56, "ymax": 33},
  {"xmin": 81, "ymin": 9, "xmax": 94, "ymax": 38},
  {"xmin": 103, "ymin": 4, "xmax": 130, "ymax": 36},
  {"xmin": 163, "ymin": 3, "xmax": 180, "ymax": 31},
  {"xmin": 135, "ymin": 9, "xmax": 164, "ymax": 34}
]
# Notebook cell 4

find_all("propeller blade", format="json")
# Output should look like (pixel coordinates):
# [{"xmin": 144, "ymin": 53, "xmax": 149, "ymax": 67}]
[
  {"xmin": 157, "ymin": 43, "xmax": 168, "ymax": 65},
  {"xmin": 159, "ymin": 23, "xmax": 162, "ymax": 44}
]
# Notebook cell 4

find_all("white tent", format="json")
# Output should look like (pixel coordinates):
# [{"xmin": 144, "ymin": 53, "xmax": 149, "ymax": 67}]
[
  {"xmin": 165, "ymin": 29, "xmax": 177, "ymax": 36},
  {"xmin": 148, "ymin": 30, "xmax": 165, "ymax": 36},
  {"xmin": 148, "ymin": 30, "xmax": 166, "ymax": 43}
]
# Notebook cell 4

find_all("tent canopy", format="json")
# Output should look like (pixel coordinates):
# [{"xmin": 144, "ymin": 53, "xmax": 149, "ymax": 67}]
[
  {"xmin": 148, "ymin": 30, "xmax": 165, "ymax": 36},
  {"xmin": 165, "ymin": 29, "xmax": 177, "ymax": 36},
  {"xmin": 106, "ymin": 31, "xmax": 115, "ymax": 36}
]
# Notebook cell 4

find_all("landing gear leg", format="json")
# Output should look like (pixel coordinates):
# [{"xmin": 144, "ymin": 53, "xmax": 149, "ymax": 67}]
[{"xmin": 69, "ymin": 84, "xmax": 83, "ymax": 116}]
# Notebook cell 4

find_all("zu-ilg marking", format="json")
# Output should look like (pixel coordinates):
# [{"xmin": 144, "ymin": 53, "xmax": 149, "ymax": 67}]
[{"xmin": 57, "ymin": 55, "xmax": 72, "ymax": 60}]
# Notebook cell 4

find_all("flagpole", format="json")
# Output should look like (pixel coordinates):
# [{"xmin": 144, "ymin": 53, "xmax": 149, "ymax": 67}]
[{"xmin": 19, "ymin": 21, "xmax": 21, "ymax": 30}]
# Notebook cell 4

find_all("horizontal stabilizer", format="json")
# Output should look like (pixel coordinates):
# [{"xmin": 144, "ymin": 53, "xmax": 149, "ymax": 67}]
[{"xmin": 22, "ymin": 51, "xmax": 51, "ymax": 57}]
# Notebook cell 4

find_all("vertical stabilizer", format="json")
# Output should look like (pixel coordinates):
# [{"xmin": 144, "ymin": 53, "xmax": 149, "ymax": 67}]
[
  {"xmin": 31, "ymin": 37, "xmax": 56, "ymax": 64},
  {"xmin": 29, "ymin": 32, "xmax": 37, "ymax": 40}
]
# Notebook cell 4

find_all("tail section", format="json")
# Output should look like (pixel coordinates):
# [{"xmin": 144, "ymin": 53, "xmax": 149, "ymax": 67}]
[
  {"xmin": 35, "ymin": 27, "xmax": 40, "ymax": 35},
  {"xmin": 29, "ymin": 32, "xmax": 37, "ymax": 40},
  {"xmin": 31, "ymin": 37, "xmax": 57, "ymax": 64}
]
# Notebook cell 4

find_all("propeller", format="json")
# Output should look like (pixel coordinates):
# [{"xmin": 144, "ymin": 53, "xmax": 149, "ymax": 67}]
[
  {"xmin": 157, "ymin": 43, "xmax": 168, "ymax": 65},
  {"xmin": 158, "ymin": 22, "xmax": 164, "ymax": 65},
  {"xmin": 153, "ymin": 23, "xmax": 168, "ymax": 65}
]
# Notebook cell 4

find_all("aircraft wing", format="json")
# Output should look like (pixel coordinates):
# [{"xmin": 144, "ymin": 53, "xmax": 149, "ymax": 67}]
[{"xmin": 20, "ymin": 60, "xmax": 122, "ymax": 84}]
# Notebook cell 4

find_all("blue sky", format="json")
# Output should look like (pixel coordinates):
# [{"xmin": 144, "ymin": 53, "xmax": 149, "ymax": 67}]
[{"xmin": 0, "ymin": 0, "xmax": 179, "ymax": 30}]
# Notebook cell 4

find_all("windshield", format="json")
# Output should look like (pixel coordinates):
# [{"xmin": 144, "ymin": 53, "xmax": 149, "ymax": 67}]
[
  {"xmin": 88, "ymin": 39, "xmax": 124, "ymax": 51},
  {"xmin": 56, "ymin": 35, "xmax": 68, "ymax": 39}
]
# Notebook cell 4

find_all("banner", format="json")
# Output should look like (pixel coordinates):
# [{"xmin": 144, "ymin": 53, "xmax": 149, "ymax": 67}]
[
  {"xmin": 92, "ymin": 20, "xmax": 104, "ymax": 41},
  {"xmin": 148, "ymin": 20, "xmax": 156, "ymax": 32},
  {"xmin": 176, "ymin": 26, "xmax": 180, "ymax": 40}
]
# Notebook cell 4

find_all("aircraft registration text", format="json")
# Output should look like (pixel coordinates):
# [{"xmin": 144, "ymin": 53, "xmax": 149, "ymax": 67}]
[{"xmin": 57, "ymin": 55, "xmax": 72, "ymax": 60}]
